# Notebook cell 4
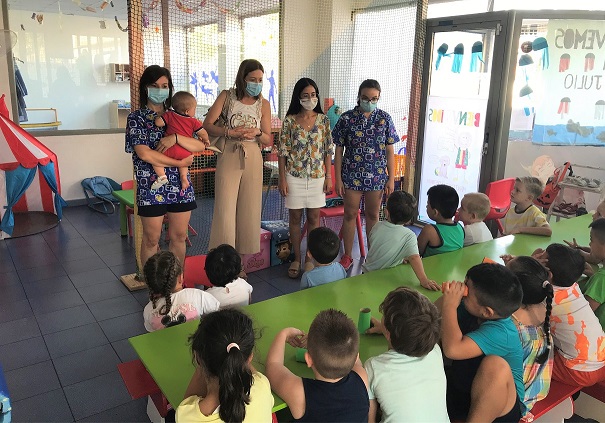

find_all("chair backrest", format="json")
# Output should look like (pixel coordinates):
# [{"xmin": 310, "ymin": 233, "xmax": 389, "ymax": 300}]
[
  {"xmin": 183, "ymin": 255, "xmax": 212, "ymax": 288},
  {"xmin": 121, "ymin": 180, "xmax": 134, "ymax": 190},
  {"xmin": 485, "ymin": 178, "xmax": 515, "ymax": 210}
]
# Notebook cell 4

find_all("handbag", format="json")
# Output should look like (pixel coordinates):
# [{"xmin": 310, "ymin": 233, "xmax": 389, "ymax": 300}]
[{"xmin": 207, "ymin": 89, "xmax": 232, "ymax": 153}]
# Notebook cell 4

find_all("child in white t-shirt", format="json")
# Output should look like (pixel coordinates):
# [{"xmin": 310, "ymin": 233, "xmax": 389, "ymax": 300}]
[
  {"xmin": 364, "ymin": 287, "xmax": 449, "ymax": 423},
  {"xmin": 143, "ymin": 251, "xmax": 219, "ymax": 332},
  {"xmin": 205, "ymin": 244, "xmax": 253, "ymax": 307},
  {"xmin": 458, "ymin": 192, "xmax": 493, "ymax": 246}
]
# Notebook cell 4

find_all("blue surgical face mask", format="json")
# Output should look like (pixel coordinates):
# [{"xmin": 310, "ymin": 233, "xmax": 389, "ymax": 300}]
[
  {"xmin": 147, "ymin": 87, "xmax": 169, "ymax": 105},
  {"xmin": 246, "ymin": 81, "xmax": 262, "ymax": 97},
  {"xmin": 359, "ymin": 99, "xmax": 378, "ymax": 113}
]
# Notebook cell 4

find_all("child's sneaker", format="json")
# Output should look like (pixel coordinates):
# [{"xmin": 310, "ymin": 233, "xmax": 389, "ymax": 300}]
[
  {"xmin": 339, "ymin": 254, "xmax": 353, "ymax": 271},
  {"xmin": 206, "ymin": 145, "xmax": 222, "ymax": 154},
  {"xmin": 151, "ymin": 175, "xmax": 168, "ymax": 191}
]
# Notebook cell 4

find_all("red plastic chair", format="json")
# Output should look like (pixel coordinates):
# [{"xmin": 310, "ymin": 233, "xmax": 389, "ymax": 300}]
[
  {"xmin": 121, "ymin": 180, "xmax": 135, "ymax": 237},
  {"xmin": 183, "ymin": 255, "xmax": 212, "ymax": 288},
  {"xmin": 483, "ymin": 178, "xmax": 515, "ymax": 235},
  {"xmin": 301, "ymin": 166, "xmax": 366, "ymax": 257}
]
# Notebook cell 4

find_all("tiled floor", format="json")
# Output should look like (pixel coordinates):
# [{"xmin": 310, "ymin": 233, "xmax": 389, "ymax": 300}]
[{"xmin": 0, "ymin": 205, "xmax": 369, "ymax": 422}]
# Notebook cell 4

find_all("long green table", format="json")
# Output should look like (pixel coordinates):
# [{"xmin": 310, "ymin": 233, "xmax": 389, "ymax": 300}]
[
  {"xmin": 129, "ymin": 214, "xmax": 593, "ymax": 411},
  {"xmin": 112, "ymin": 189, "xmax": 134, "ymax": 237}
]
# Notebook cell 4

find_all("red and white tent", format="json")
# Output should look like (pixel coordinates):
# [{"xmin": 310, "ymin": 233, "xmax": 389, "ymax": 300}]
[{"xmin": 0, "ymin": 94, "xmax": 66, "ymax": 239}]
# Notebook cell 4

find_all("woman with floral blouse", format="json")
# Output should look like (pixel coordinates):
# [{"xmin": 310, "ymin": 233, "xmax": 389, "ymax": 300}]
[
  {"xmin": 278, "ymin": 78, "xmax": 333, "ymax": 278},
  {"xmin": 333, "ymin": 79, "xmax": 398, "ymax": 271}
]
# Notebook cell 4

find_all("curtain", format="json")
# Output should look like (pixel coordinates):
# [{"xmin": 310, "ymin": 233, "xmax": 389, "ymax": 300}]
[
  {"xmin": 0, "ymin": 166, "xmax": 36, "ymax": 235},
  {"xmin": 39, "ymin": 162, "xmax": 67, "ymax": 221}
]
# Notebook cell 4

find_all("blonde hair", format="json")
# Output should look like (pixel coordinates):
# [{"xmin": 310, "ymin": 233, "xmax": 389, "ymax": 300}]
[
  {"xmin": 516, "ymin": 176, "xmax": 544, "ymax": 200},
  {"xmin": 463, "ymin": 193, "xmax": 491, "ymax": 220}
]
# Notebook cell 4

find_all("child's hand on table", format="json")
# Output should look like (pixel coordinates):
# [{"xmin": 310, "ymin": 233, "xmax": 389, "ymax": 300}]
[
  {"xmin": 420, "ymin": 278, "xmax": 440, "ymax": 291},
  {"xmin": 283, "ymin": 328, "xmax": 307, "ymax": 348},
  {"xmin": 365, "ymin": 317, "xmax": 383, "ymax": 335},
  {"xmin": 500, "ymin": 254, "xmax": 515, "ymax": 264}
]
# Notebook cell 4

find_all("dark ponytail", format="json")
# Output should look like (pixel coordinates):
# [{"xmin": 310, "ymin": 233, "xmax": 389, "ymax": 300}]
[
  {"xmin": 507, "ymin": 256, "xmax": 552, "ymax": 364},
  {"xmin": 190, "ymin": 309, "xmax": 255, "ymax": 423},
  {"xmin": 143, "ymin": 251, "xmax": 183, "ymax": 315}
]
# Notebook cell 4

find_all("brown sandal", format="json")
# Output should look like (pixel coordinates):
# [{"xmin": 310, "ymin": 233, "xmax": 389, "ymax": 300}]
[{"xmin": 288, "ymin": 261, "xmax": 301, "ymax": 279}]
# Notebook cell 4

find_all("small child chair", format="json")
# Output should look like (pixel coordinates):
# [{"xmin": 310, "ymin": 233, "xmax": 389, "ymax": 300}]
[
  {"xmin": 183, "ymin": 255, "xmax": 212, "ymax": 288},
  {"xmin": 484, "ymin": 178, "xmax": 516, "ymax": 235}
]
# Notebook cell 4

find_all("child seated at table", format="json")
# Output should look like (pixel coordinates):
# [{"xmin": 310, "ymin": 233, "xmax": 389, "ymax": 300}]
[
  {"xmin": 579, "ymin": 218, "xmax": 605, "ymax": 330},
  {"xmin": 300, "ymin": 227, "xmax": 347, "ymax": 290},
  {"xmin": 504, "ymin": 256, "xmax": 554, "ymax": 419},
  {"xmin": 364, "ymin": 287, "xmax": 449, "ymax": 422},
  {"xmin": 438, "ymin": 263, "xmax": 524, "ymax": 422},
  {"xmin": 177, "ymin": 309, "xmax": 274, "ymax": 422},
  {"xmin": 204, "ymin": 244, "xmax": 253, "ymax": 307},
  {"xmin": 265, "ymin": 309, "xmax": 369, "ymax": 421},
  {"xmin": 152, "ymin": 91, "xmax": 211, "ymax": 191},
  {"xmin": 458, "ymin": 192, "xmax": 493, "ymax": 246},
  {"xmin": 143, "ymin": 251, "xmax": 220, "ymax": 332},
  {"xmin": 533, "ymin": 244, "xmax": 605, "ymax": 387},
  {"xmin": 564, "ymin": 199, "xmax": 605, "ymax": 265},
  {"xmin": 363, "ymin": 191, "xmax": 439, "ymax": 291},
  {"xmin": 418, "ymin": 184, "xmax": 464, "ymax": 257},
  {"xmin": 502, "ymin": 177, "xmax": 551, "ymax": 236}
]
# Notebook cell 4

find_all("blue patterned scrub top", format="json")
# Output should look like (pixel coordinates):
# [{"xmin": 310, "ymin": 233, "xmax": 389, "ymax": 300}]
[
  {"xmin": 125, "ymin": 108, "xmax": 195, "ymax": 207},
  {"xmin": 332, "ymin": 107, "xmax": 399, "ymax": 191}
]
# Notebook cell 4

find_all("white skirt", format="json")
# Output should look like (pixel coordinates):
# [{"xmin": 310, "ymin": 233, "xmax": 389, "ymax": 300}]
[{"xmin": 285, "ymin": 173, "xmax": 326, "ymax": 210}]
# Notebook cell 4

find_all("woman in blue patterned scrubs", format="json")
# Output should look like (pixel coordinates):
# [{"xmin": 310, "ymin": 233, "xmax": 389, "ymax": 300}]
[
  {"xmin": 333, "ymin": 79, "xmax": 398, "ymax": 270},
  {"xmin": 125, "ymin": 65, "xmax": 206, "ymax": 269}
]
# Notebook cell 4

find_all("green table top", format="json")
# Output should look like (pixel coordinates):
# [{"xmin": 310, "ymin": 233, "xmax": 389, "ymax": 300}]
[
  {"xmin": 129, "ymin": 214, "xmax": 593, "ymax": 410},
  {"xmin": 112, "ymin": 189, "xmax": 134, "ymax": 207}
]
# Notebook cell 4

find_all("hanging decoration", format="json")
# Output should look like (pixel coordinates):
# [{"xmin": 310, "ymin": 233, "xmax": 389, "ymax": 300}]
[
  {"xmin": 72, "ymin": 0, "xmax": 82, "ymax": 5},
  {"xmin": 142, "ymin": 13, "xmax": 150, "ymax": 28},
  {"xmin": 20, "ymin": 24, "xmax": 25, "ymax": 31},
  {"xmin": 175, "ymin": 0, "xmax": 208, "ymax": 14},
  {"xmin": 100, "ymin": 1, "xmax": 109, "ymax": 10},
  {"xmin": 451, "ymin": 43, "xmax": 463, "ymax": 73},
  {"xmin": 470, "ymin": 41, "xmax": 484, "ymax": 72},
  {"xmin": 595, "ymin": 100, "xmax": 605, "ymax": 120},
  {"xmin": 115, "ymin": 16, "xmax": 128, "ymax": 32},
  {"xmin": 435, "ymin": 43, "xmax": 448, "ymax": 70},
  {"xmin": 519, "ymin": 85, "xmax": 534, "ymax": 116},
  {"xmin": 148, "ymin": 0, "xmax": 160, "ymax": 9},
  {"xmin": 532, "ymin": 37, "xmax": 549, "ymax": 69},
  {"xmin": 558, "ymin": 97, "xmax": 570, "ymax": 119},
  {"xmin": 585, "ymin": 53, "xmax": 595, "ymax": 72},
  {"xmin": 36, "ymin": 14, "xmax": 44, "ymax": 24},
  {"xmin": 99, "ymin": 20, "xmax": 106, "ymax": 29},
  {"xmin": 559, "ymin": 53, "xmax": 570, "ymax": 72},
  {"xmin": 520, "ymin": 41, "xmax": 533, "ymax": 53},
  {"xmin": 519, "ymin": 54, "xmax": 533, "ymax": 83}
]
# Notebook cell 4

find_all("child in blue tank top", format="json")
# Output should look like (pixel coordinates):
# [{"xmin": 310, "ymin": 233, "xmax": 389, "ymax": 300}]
[{"xmin": 418, "ymin": 184, "xmax": 464, "ymax": 257}]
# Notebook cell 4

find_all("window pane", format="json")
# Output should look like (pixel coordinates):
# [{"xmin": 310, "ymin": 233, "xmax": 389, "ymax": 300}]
[{"xmin": 428, "ymin": 0, "xmax": 489, "ymax": 18}]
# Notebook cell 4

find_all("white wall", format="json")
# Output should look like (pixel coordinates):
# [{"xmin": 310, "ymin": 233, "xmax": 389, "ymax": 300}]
[{"xmin": 39, "ymin": 133, "xmax": 133, "ymax": 201}]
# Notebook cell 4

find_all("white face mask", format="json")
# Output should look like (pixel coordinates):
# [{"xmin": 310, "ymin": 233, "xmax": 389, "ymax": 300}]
[{"xmin": 300, "ymin": 97, "xmax": 318, "ymax": 111}]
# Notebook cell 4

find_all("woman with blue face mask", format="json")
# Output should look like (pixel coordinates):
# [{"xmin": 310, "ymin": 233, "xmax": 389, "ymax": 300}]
[
  {"xmin": 204, "ymin": 59, "xmax": 272, "ymax": 275},
  {"xmin": 332, "ymin": 79, "xmax": 399, "ymax": 271},
  {"xmin": 125, "ymin": 65, "xmax": 207, "ymax": 269}
]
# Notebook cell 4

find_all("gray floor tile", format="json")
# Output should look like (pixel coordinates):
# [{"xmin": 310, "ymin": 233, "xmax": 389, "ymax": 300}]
[
  {"xmin": 109, "ymin": 262, "xmax": 138, "ymax": 278},
  {"xmin": 4, "ymin": 360, "xmax": 61, "ymax": 401},
  {"xmin": 0, "ymin": 316, "xmax": 41, "ymax": 346},
  {"xmin": 250, "ymin": 280, "xmax": 283, "ymax": 304},
  {"xmin": 78, "ymin": 397, "xmax": 149, "ymax": 422},
  {"xmin": 36, "ymin": 304, "xmax": 97, "ymax": 335},
  {"xmin": 10, "ymin": 388, "xmax": 74, "ymax": 422},
  {"xmin": 62, "ymin": 256, "xmax": 109, "ymax": 275},
  {"xmin": 63, "ymin": 371, "xmax": 132, "ymax": 420},
  {"xmin": 29, "ymin": 290, "xmax": 85, "ymax": 315},
  {"xmin": 266, "ymin": 275, "xmax": 301, "ymax": 295},
  {"xmin": 0, "ymin": 336, "xmax": 49, "ymax": 371},
  {"xmin": 69, "ymin": 268, "xmax": 118, "ymax": 288},
  {"xmin": 91, "ymin": 240, "xmax": 134, "ymax": 256},
  {"xmin": 77, "ymin": 279, "xmax": 131, "ymax": 304},
  {"xmin": 0, "ymin": 258, "xmax": 16, "ymax": 275},
  {"xmin": 99, "ymin": 250, "xmax": 137, "ymax": 267},
  {"xmin": 23, "ymin": 275, "xmax": 77, "ymax": 299},
  {"xmin": 0, "ymin": 281, "xmax": 27, "ymax": 305},
  {"xmin": 88, "ymin": 295, "xmax": 143, "ymax": 321},
  {"xmin": 0, "ymin": 271, "xmax": 20, "ymax": 284},
  {"xmin": 98, "ymin": 312, "xmax": 146, "ymax": 342},
  {"xmin": 54, "ymin": 245, "xmax": 99, "ymax": 263},
  {"xmin": 46, "ymin": 236, "xmax": 89, "ymax": 252},
  {"xmin": 111, "ymin": 338, "xmax": 140, "ymax": 363},
  {"xmin": 53, "ymin": 344, "xmax": 121, "ymax": 387},
  {"xmin": 17, "ymin": 263, "xmax": 67, "ymax": 283},
  {"xmin": 11, "ymin": 250, "xmax": 60, "ymax": 270},
  {"xmin": 44, "ymin": 322, "xmax": 109, "ymax": 359},
  {"xmin": 246, "ymin": 272, "xmax": 265, "ymax": 285},
  {"xmin": 0, "ymin": 298, "xmax": 33, "ymax": 324},
  {"xmin": 86, "ymin": 233, "xmax": 129, "ymax": 248},
  {"xmin": 131, "ymin": 290, "xmax": 150, "ymax": 308}
]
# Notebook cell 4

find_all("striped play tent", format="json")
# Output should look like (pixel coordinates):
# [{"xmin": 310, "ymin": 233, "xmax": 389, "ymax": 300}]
[{"xmin": 0, "ymin": 94, "xmax": 66, "ymax": 239}]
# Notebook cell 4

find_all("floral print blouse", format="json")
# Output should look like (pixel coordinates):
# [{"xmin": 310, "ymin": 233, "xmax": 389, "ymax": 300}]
[
  {"xmin": 332, "ymin": 107, "xmax": 399, "ymax": 191},
  {"xmin": 278, "ymin": 114, "xmax": 333, "ymax": 179}
]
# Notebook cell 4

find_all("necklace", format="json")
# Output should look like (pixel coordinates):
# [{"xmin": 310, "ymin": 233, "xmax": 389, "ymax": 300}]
[{"xmin": 297, "ymin": 113, "xmax": 316, "ymax": 130}]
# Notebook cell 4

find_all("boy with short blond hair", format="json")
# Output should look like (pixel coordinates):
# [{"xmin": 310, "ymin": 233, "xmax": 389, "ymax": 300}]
[
  {"xmin": 364, "ymin": 287, "xmax": 449, "ymax": 422},
  {"xmin": 266, "ymin": 309, "xmax": 369, "ymax": 422},
  {"xmin": 502, "ymin": 177, "xmax": 551, "ymax": 236},
  {"xmin": 363, "ymin": 191, "xmax": 439, "ymax": 291},
  {"xmin": 458, "ymin": 192, "xmax": 493, "ymax": 246}
]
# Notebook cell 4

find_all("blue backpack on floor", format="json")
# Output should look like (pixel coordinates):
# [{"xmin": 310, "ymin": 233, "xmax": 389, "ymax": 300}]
[{"xmin": 81, "ymin": 176, "xmax": 122, "ymax": 214}]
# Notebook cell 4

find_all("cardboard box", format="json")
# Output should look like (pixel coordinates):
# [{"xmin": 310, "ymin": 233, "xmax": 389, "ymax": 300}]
[
  {"xmin": 242, "ymin": 228, "xmax": 271, "ymax": 273},
  {"xmin": 261, "ymin": 220, "xmax": 294, "ymax": 267}
]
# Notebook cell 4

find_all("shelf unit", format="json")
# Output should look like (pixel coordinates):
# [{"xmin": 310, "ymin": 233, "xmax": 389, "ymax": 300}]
[
  {"xmin": 110, "ymin": 63, "xmax": 130, "ymax": 82},
  {"xmin": 546, "ymin": 164, "xmax": 605, "ymax": 222}
]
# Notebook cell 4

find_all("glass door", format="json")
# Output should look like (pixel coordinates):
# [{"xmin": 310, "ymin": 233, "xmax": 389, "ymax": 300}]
[{"xmin": 415, "ymin": 15, "xmax": 509, "ymax": 223}]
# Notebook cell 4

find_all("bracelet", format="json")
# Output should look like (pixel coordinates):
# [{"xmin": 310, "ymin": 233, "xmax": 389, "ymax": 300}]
[
  {"xmin": 225, "ymin": 127, "xmax": 231, "ymax": 139},
  {"xmin": 325, "ymin": 175, "xmax": 332, "ymax": 179},
  {"xmin": 257, "ymin": 130, "xmax": 263, "ymax": 137}
]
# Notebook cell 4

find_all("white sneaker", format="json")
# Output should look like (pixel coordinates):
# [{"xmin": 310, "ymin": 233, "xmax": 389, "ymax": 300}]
[{"xmin": 151, "ymin": 175, "xmax": 168, "ymax": 190}]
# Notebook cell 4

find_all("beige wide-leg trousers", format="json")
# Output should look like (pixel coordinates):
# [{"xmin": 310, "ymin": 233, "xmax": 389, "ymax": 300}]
[{"xmin": 209, "ymin": 141, "xmax": 263, "ymax": 254}]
